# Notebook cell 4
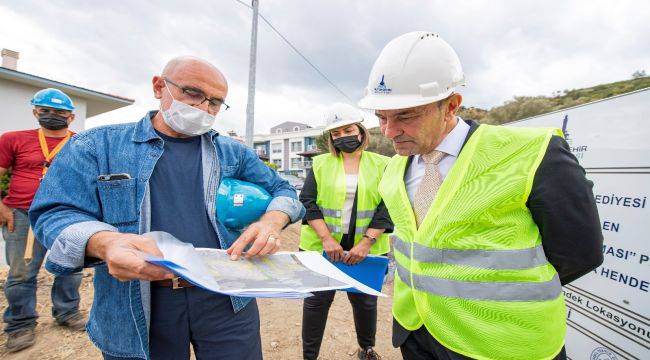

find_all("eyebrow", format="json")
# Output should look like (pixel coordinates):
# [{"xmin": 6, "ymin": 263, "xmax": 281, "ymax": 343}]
[
  {"xmin": 375, "ymin": 109, "xmax": 420, "ymax": 117},
  {"xmin": 183, "ymin": 85, "xmax": 225, "ymax": 102},
  {"xmin": 395, "ymin": 109, "xmax": 422, "ymax": 116}
]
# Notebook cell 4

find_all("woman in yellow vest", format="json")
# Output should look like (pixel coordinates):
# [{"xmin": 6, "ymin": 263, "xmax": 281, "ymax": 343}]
[{"xmin": 299, "ymin": 103, "xmax": 392, "ymax": 360}]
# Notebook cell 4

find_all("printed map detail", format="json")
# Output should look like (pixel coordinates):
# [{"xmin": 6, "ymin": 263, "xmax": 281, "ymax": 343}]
[{"xmin": 196, "ymin": 249, "xmax": 348, "ymax": 292}]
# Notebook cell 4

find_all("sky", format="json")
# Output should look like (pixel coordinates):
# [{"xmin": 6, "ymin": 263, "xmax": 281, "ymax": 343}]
[{"xmin": 1, "ymin": 0, "xmax": 648, "ymax": 135}]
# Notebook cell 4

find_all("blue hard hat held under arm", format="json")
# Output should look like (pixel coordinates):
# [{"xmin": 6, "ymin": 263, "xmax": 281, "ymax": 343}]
[
  {"xmin": 216, "ymin": 178, "xmax": 272, "ymax": 231},
  {"xmin": 31, "ymin": 88, "xmax": 75, "ymax": 111}
]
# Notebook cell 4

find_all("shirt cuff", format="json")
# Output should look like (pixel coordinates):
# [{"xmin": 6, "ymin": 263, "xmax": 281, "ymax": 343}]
[
  {"xmin": 45, "ymin": 221, "xmax": 118, "ymax": 275},
  {"xmin": 304, "ymin": 209, "xmax": 325, "ymax": 222},
  {"xmin": 266, "ymin": 196, "xmax": 306, "ymax": 224}
]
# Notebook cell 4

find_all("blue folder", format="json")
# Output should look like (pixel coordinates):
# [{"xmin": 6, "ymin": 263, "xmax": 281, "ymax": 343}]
[{"xmin": 323, "ymin": 253, "xmax": 389, "ymax": 294}]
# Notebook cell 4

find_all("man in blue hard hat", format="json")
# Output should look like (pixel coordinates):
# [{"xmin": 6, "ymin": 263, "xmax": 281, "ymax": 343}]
[
  {"xmin": 0, "ymin": 88, "xmax": 86, "ymax": 353},
  {"xmin": 28, "ymin": 57, "xmax": 304, "ymax": 359}
]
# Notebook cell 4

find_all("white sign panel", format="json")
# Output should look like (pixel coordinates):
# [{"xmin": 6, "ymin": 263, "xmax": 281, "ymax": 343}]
[
  {"xmin": 509, "ymin": 89, "xmax": 650, "ymax": 169},
  {"xmin": 563, "ymin": 173, "xmax": 649, "ymax": 360},
  {"xmin": 508, "ymin": 89, "xmax": 650, "ymax": 360}
]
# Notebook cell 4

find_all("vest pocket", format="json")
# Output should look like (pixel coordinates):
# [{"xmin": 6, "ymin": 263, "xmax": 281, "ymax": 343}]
[{"xmin": 97, "ymin": 178, "xmax": 138, "ymax": 225}]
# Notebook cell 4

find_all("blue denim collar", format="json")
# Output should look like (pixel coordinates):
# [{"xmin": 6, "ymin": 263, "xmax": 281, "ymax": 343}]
[{"xmin": 132, "ymin": 111, "xmax": 220, "ymax": 143}]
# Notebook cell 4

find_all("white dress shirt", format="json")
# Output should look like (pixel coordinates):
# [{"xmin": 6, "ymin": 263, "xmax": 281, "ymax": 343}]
[{"xmin": 404, "ymin": 118, "xmax": 470, "ymax": 206}]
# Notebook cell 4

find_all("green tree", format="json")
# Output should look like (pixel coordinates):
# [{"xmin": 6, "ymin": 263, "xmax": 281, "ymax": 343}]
[
  {"xmin": 457, "ymin": 106, "xmax": 488, "ymax": 121},
  {"xmin": 366, "ymin": 127, "xmax": 396, "ymax": 157},
  {"xmin": 483, "ymin": 96, "xmax": 555, "ymax": 124},
  {"xmin": 0, "ymin": 172, "xmax": 10, "ymax": 197},
  {"xmin": 315, "ymin": 132, "xmax": 329, "ymax": 154},
  {"xmin": 264, "ymin": 161, "xmax": 279, "ymax": 171}
]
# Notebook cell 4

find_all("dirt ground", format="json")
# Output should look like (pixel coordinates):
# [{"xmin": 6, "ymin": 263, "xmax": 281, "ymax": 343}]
[{"xmin": 0, "ymin": 224, "xmax": 401, "ymax": 359}]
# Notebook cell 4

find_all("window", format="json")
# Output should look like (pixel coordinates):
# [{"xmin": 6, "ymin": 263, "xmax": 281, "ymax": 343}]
[
  {"xmin": 272, "ymin": 159, "xmax": 282, "ymax": 168},
  {"xmin": 275, "ymin": 128, "xmax": 283, "ymax": 134},
  {"xmin": 290, "ymin": 141, "xmax": 303, "ymax": 152},
  {"xmin": 291, "ymin": 158, "xmax": 302, "ymax": 169},
  {"xmin": 255, "ymin": 145, "xmax": 267, "ymax": 156},
  {"xmin": 271, "ymin": 143, "xmax": 282, "ymax": 154},
  {"xmin": 293, "ymin": 126, "xmax": 300, "ymax": 132}
]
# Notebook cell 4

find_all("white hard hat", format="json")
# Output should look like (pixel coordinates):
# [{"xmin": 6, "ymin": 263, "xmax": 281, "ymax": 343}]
[
  {"xmin": 323, "ymin": 103, "xmax": 364, "ymax": 132},
  {"xmin": 358, "ymin": 31, "xmax": 465, "ymax": 110}
]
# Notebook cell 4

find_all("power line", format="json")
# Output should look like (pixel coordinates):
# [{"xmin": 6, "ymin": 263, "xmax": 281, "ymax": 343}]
[{"xmin": 233, "ymin": 0, "xmax": 353, "ymax": 102}]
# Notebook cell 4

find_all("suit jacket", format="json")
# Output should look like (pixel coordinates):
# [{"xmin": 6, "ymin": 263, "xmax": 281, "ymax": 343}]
[{"xmin": 393, "ymin": 119, "xmax": 604, "ymax": 348}]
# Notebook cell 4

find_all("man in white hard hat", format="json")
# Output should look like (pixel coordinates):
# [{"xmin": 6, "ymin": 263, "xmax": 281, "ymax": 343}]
[{"xmin": 359, "ymin": 32, "xmax": 603, "ymax": 360}]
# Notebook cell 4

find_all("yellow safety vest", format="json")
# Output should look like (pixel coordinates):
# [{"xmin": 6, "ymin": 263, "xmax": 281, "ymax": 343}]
[
  {"xmin": 300, "ymin": 151, "xmax": 390, "ymax": 254},
  {"xmin": 379, "ymin": 124, "xmax": 566, "ymax": 360}
]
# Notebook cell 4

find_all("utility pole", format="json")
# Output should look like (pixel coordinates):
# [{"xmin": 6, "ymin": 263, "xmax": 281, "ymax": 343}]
[{"xmin": 245, "ymin": 0, "xmax": 259, "ymax": 147}]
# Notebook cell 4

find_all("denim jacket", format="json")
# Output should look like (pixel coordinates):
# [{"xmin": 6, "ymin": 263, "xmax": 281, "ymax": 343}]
[{"xmin": 28, "ymin": 111, "xmax": 305, "ymax": 359}]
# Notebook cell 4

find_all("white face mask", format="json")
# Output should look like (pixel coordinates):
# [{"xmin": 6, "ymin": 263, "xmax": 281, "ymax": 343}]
[{"xmin": 160, "ymin": 82, "xmax": 216, "ymax": 136}]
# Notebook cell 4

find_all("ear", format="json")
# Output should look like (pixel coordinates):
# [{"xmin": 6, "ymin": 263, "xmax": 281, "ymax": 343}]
[
  {"xmin": 445, "ymin": 93, "xmax": 463, "ymax": 121},
  {"xmin": 32, "ymin": 108, "xmax": 39, "ymax": 119},
  {"xmin": 153, "ymin": 76, "xmax": 164, "ymax": 99},
  {"xmin": 67, "ymin": 113, "xmax": 76, "ymax": 124}
]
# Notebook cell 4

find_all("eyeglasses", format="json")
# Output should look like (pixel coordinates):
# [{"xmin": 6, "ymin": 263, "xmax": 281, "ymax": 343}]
[{"xmin": 163, "ymin": 77, "xmax": 230, "ymax": 113}]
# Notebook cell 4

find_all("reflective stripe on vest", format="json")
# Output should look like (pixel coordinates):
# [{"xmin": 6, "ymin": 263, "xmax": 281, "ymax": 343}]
[
  {"xmin": 321, "ymin": 207, "xmax": 375, "ymax": 220},
  {"xmin": 395, "ymin": 263, "xmax": 562, "ymax": 301},
  {"xmin": 326, "ymin": 224, "xmax": 369, "ymax": 236},
  {"xmin": 392, "ymin": 235, "xmax": 550, "ymax": 270},
  {"xmin": 320, "ymin": 208, "xmax": 341, "ymax": 218}
]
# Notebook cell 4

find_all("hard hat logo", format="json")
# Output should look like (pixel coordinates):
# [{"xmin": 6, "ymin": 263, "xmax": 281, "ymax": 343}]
[
  {"xmin": 373, "ymin": 75, "xmax": 392, "ymax": 94},
  {"xmin": 323, "ymin": 103, "xmax": 364, "ymax": 132}
]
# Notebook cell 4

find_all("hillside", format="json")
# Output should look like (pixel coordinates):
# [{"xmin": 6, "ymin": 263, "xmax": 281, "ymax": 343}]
[
  {"xmin": 312, "ymin": 76, "xmax": 650, "ymax": 158},
  {"xmin": 461, "ymin": 76, "xmax": 650, "ymax": 124}
]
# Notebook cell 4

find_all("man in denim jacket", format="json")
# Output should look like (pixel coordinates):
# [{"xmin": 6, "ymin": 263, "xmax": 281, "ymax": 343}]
[{"xmin": 28, "ymin": 57, "xmax": 305, "ymax": 359}]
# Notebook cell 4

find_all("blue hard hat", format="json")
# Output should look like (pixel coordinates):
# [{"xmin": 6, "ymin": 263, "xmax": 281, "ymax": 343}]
[
  {"xmin": 31, "ymin": 88, "xmax": 75, "ymax": 111},
  {"xmin": 216, "ymin": 178, "xmax": 272, "ymax": 231}
]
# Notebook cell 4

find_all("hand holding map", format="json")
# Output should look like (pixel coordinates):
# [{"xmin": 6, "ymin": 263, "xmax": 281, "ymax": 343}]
[{"xmin": 143, "ymin": 231, "xmax": 385, "ymax": 298}]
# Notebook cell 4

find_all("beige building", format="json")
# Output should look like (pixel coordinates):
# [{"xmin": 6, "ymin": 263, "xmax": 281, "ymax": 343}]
[
  {"xmin": 252, "ymin": 121, "xmax": 324, "ymax": 177},
  {"xmin": 0, "ymin": 49, "xmax": 133, "ymax": 134}
]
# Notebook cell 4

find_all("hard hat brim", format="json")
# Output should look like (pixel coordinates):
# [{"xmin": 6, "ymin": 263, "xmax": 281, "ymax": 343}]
[
  {"xmin": 357, "ymin": 89, "xmax": 454, "ymax": 111},
  {"xmin": 31, "ymin": 102, "xmax": 75, "ymax": 111},
  {"xmin": 324, "ymin": 118, "xmax": 364, "ymax": 132}
]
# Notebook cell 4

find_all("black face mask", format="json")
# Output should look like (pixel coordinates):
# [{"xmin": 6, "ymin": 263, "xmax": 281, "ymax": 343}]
[
  {"xmin": 38, "ymin": 113, "xmax": 69, "ymax": 130},
  {"xmin": 332, "ymin": 135, "xmax": 362, "ymax": 153}
]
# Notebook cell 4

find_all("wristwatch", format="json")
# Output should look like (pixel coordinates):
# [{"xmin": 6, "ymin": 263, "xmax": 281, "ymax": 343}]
[{"xmin": 362, "ymin": 234, "xmax": 377, "ymax": 245}]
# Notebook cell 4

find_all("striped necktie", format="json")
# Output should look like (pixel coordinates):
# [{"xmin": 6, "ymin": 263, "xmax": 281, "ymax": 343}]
[{"xmin": 413, "ymin": 150, "xmax": 446, "ymax": 227}]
